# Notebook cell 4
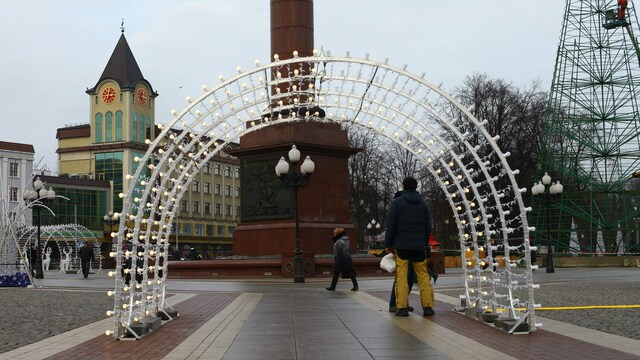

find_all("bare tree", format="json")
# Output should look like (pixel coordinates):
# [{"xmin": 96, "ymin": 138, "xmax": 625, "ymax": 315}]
[{"xmin": 346, "ymin": 73, "xmax": 547, "ymax": 250}]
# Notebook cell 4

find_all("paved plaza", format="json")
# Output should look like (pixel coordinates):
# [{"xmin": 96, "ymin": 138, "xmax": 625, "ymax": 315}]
[{"xmin": 0, "ymin": 267, "xmax": 639, "ymax": 359}]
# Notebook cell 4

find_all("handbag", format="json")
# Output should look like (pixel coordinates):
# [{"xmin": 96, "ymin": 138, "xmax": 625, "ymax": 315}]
[
  {"xmin": 379, "ymin": 253, "xmax": 396, "ymax": 273},
  {"xmin": 342, "ymin": 270, "xmax": 357, "ymax": 278}
]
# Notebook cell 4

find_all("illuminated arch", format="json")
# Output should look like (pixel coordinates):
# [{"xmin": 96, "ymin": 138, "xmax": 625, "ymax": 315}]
[{"xmin": 108, "ymin": 53, "xmax": 539, "ymax": 338}]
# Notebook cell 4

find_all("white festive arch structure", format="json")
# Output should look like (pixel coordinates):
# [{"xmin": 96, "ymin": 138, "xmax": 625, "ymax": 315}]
[
  {"xmin": 108, "ymin": 53, "xmax": 539, "ymax": 338},
  {"xmin": 16, "ymin": 224, "xmax": 101, "ymax": 274}
]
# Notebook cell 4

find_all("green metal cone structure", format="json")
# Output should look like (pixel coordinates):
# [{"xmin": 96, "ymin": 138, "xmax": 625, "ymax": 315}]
[{"xmin": 533, "ymin": 0, "xmax": 640, "ymax": 257}]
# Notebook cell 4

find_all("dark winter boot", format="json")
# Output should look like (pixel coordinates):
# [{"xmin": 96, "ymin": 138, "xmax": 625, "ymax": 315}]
[{"xmin": 350, "ymin": 276, "xmax": 359, "ymax": 291}]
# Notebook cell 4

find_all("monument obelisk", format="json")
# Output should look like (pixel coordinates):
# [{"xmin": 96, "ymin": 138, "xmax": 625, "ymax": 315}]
[{"xmin": 230, "ymin": 0, "xmax": 360, "ymax": 278}]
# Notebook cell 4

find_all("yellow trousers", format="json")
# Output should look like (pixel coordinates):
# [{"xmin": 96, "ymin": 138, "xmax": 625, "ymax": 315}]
[{"xmin": 395, "ymin": 252, "xmax": 434, "ymax": 309}]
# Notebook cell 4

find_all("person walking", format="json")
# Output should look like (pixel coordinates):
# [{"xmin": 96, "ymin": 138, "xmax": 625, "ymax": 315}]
[
  {"xmin": 27, "ymin": 243, "xmax": 38, "ymax": 277},
  {"xmin": 385, "ymin": 177, "xmax": 435, "ymax": 317},
  {"xmin": 326, "ymin": 227, "xmax": 359, "ymax": 291},
  {"xmin": 79, "ymin": 241, "xmax": 94, "ymax": 279}
]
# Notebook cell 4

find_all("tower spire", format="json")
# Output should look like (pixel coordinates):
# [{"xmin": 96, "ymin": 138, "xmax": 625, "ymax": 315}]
[{"xmin": 120, "ymin": 18, "xmax": 125, "ymax": 34}]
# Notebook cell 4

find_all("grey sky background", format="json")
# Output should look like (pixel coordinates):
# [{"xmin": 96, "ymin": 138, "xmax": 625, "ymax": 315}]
[{"xmin": 0, "ymin": 0, "xmax": 566, "ymax": 171}]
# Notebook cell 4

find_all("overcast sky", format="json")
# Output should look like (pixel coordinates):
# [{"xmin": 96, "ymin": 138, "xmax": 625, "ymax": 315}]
[{"xmin": 0, "ymin": 0, "xmax": 566, "ymax": 171}]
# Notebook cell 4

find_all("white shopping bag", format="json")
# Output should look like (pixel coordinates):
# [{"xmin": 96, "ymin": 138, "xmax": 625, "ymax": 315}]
[{"xmin": 379, "ymin": 253, "xmax": 396, "ymax": 273}]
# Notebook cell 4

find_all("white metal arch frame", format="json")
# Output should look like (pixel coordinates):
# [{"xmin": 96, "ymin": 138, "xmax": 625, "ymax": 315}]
[
  {"xmin": 17, "ymin": 224, "xmax": 101, "ymax": 273},
  {"xmin": 107, "ymin": 53, "xmax": 539, "ymax": 338}
]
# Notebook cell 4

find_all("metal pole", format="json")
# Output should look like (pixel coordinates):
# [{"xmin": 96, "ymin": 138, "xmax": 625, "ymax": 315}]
[
  {"xmin": 35, "ymin": 206, "xmax": 44, "ymax": 279},
  {"xmin": 293, "ymin": 185, "xmax": 304, "ymax": 283},
  {"xmin": 546, "ymin": 195, "xmax": 554, "ymax": 273}
]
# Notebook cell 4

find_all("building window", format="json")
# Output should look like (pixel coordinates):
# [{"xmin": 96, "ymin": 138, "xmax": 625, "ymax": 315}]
[
  {"xmin": 181, "ymin": 200, "xmax": 188, "ymax": 212},
  {"xmin": 214, "ymin": 164, "xmax": 221, "ymax": 175},
  {"xmin": 203, "ymin": 163, "xmax": 210, "ymax": 174},
  {"xmin": 225, "ymin": 204, "xmax": 231, "ymax": 216},
  {"xmin": 192, "ymin": 181, "xmax": 199, "ymax": 192},
  {"xmin": 215, "ymin": 203, "xmax": 221, "ymax": 215},
  {"xmin": 139, "ymin": 112, "xmax": 145, "ymax": 142},
  {"xmin": 206, "ymin": 225, "xmax": 214, "ymax": 236},
  {"xmin": 105, "ymin": 112, "xmax": 113, "ymax": 142},
  {"xmin": 115, "ymin": 111, "xmax": 123, "ymax": 141},
  {"xmin": 236, "ymin": 206, "xmax": 241, "ymax": 216},
  {"xmin": 217, "ymin": 225, "xmax": 224, "ymax": 236},
  {"xmin": 224, "ymin": 166, "xmax": 231, "ymax": 177},
  {"xmin": 95, "ymin": 113, "xmax": 103, "ymax": 143},
  {"xmin": 9, "ymin": 162, "xmax": 18, "ymax": 177},
  {"xmin": 95, "ymin": 151, "xmax": 124, "ymax": 209},
  {"xmin": 132, "ymin": 113, "xmax": 138, "ymax": 143},
  {"xmin": 235, "ymin": 187, "xmax": 240, "ymax": 197},
  {"xmin": 204, "ymin": 202, "xmax": 211, "ymax": 214},
  {"xmin": 234, "ymin": 168, "xmax": 239, "ymax": 178},
  {"xmin": 183, "ymin": 223, "xmax": 192, "ymax": 236},
  {"xmin": 193, "ymin": 201, "xmax": 200, "ymax": 214},
  {"xmin": 225, "ymin": 185, "xmax": 231, "ymax": 196},
  {"xmin": 195, "ymin": 224, "xmax": 203, "ymax": 236},
  {"xmin": 214, "ymin": 184, "xmax": 221, "ymax": 195},
  {"xmin": 204, "ymin": 182, "xmax": 210, "ymax": 194},
  {"xmin": 9, "ymin": 187, "xmax": 18, "ymax": 202}
]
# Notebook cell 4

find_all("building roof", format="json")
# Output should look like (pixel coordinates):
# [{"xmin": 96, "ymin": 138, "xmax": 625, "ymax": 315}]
[
  {"xmin": 0, "ymin": 140, "xmax": 35, "ymax": 154},
  {"xmin": 86, "ymin": 33, "xmax": 156, "ymax": 95},
  {"xmin": 56, "ymin": 124, "xmax": 91, "ymax": 139},
  {"xmin": 38, "ymin": 174, "xmax": 111, "ymax": 189}
]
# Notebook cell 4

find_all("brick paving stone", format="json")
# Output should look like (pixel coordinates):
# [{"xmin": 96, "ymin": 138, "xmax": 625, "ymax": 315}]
[
  {"xmin": 370, "ymin": 290, "xmax": 640, "ymax": 360},
  {"xmin": 44, "ymin": 293, "xmax": 238, "ymax": 360}
]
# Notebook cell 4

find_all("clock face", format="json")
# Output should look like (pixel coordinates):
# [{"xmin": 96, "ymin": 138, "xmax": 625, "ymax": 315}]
[
  {"xmin": 102, "ymin": 87, "xmax": 116, "ymax": 104},
  {"xmin": 136, "ymin": 88, "xmax": 148, "ymax": 106}
]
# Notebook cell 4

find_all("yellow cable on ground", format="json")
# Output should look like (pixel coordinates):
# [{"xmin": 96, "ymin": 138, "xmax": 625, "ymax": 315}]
[
  {"xmin": 488, "ymin": 305, "xmax": 640, "ymax": 312},
  {"xmin": 534, "ymin": 304, "xmax": 640, "ymax": 311}
]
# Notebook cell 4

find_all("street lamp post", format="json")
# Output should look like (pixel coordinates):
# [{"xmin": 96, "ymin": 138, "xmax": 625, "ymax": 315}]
[
  {"xmin": 531, "ymin": 172, "xmax": 563, "ymax": 273},
  {"xmin": 104, "ymin": 211, "xmax": 119, "ymax": 240},
  {"xmin": 366, "ymin": 219, "xmax": 381, "ymax": 250},
  {"xmin": 22, "ymin": 177, "xmax": 56, "ymax": 279},
  {"xmin": 275, "ymin": 144, "xmax": 315, "ymax": 283},
  {"xmin": 104, "ymin": 211, "xmax": 119, "ymax": 248},
  {"xmin": 444, "ymin": 219, "xmax": 450, "ymax": 250}
]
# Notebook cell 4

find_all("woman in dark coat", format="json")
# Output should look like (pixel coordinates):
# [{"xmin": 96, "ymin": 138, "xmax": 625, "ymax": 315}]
[{"xmin": 326, "ymin": 227, "xmax": 359, "ymax": 291}]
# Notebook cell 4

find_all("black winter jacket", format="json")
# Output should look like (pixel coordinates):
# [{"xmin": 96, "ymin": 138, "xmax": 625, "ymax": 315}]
[{"xmin": 384, "ymin": 190, "xmax": 432, "ymax": 251}]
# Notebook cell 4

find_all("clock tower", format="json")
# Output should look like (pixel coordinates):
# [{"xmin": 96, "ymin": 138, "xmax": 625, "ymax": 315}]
[{"xmin": 58, "ymin": 27, "xmax": 158, "ymax": 212}]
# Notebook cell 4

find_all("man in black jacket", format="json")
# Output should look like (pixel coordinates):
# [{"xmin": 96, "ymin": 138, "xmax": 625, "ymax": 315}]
[
  {"xmin": 79, "ymin": 241, "xmax": 94, "ymax": 278},
  {"xmin": 385, "ymin": 177, "xmax": 435, "ymax": 317}
]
